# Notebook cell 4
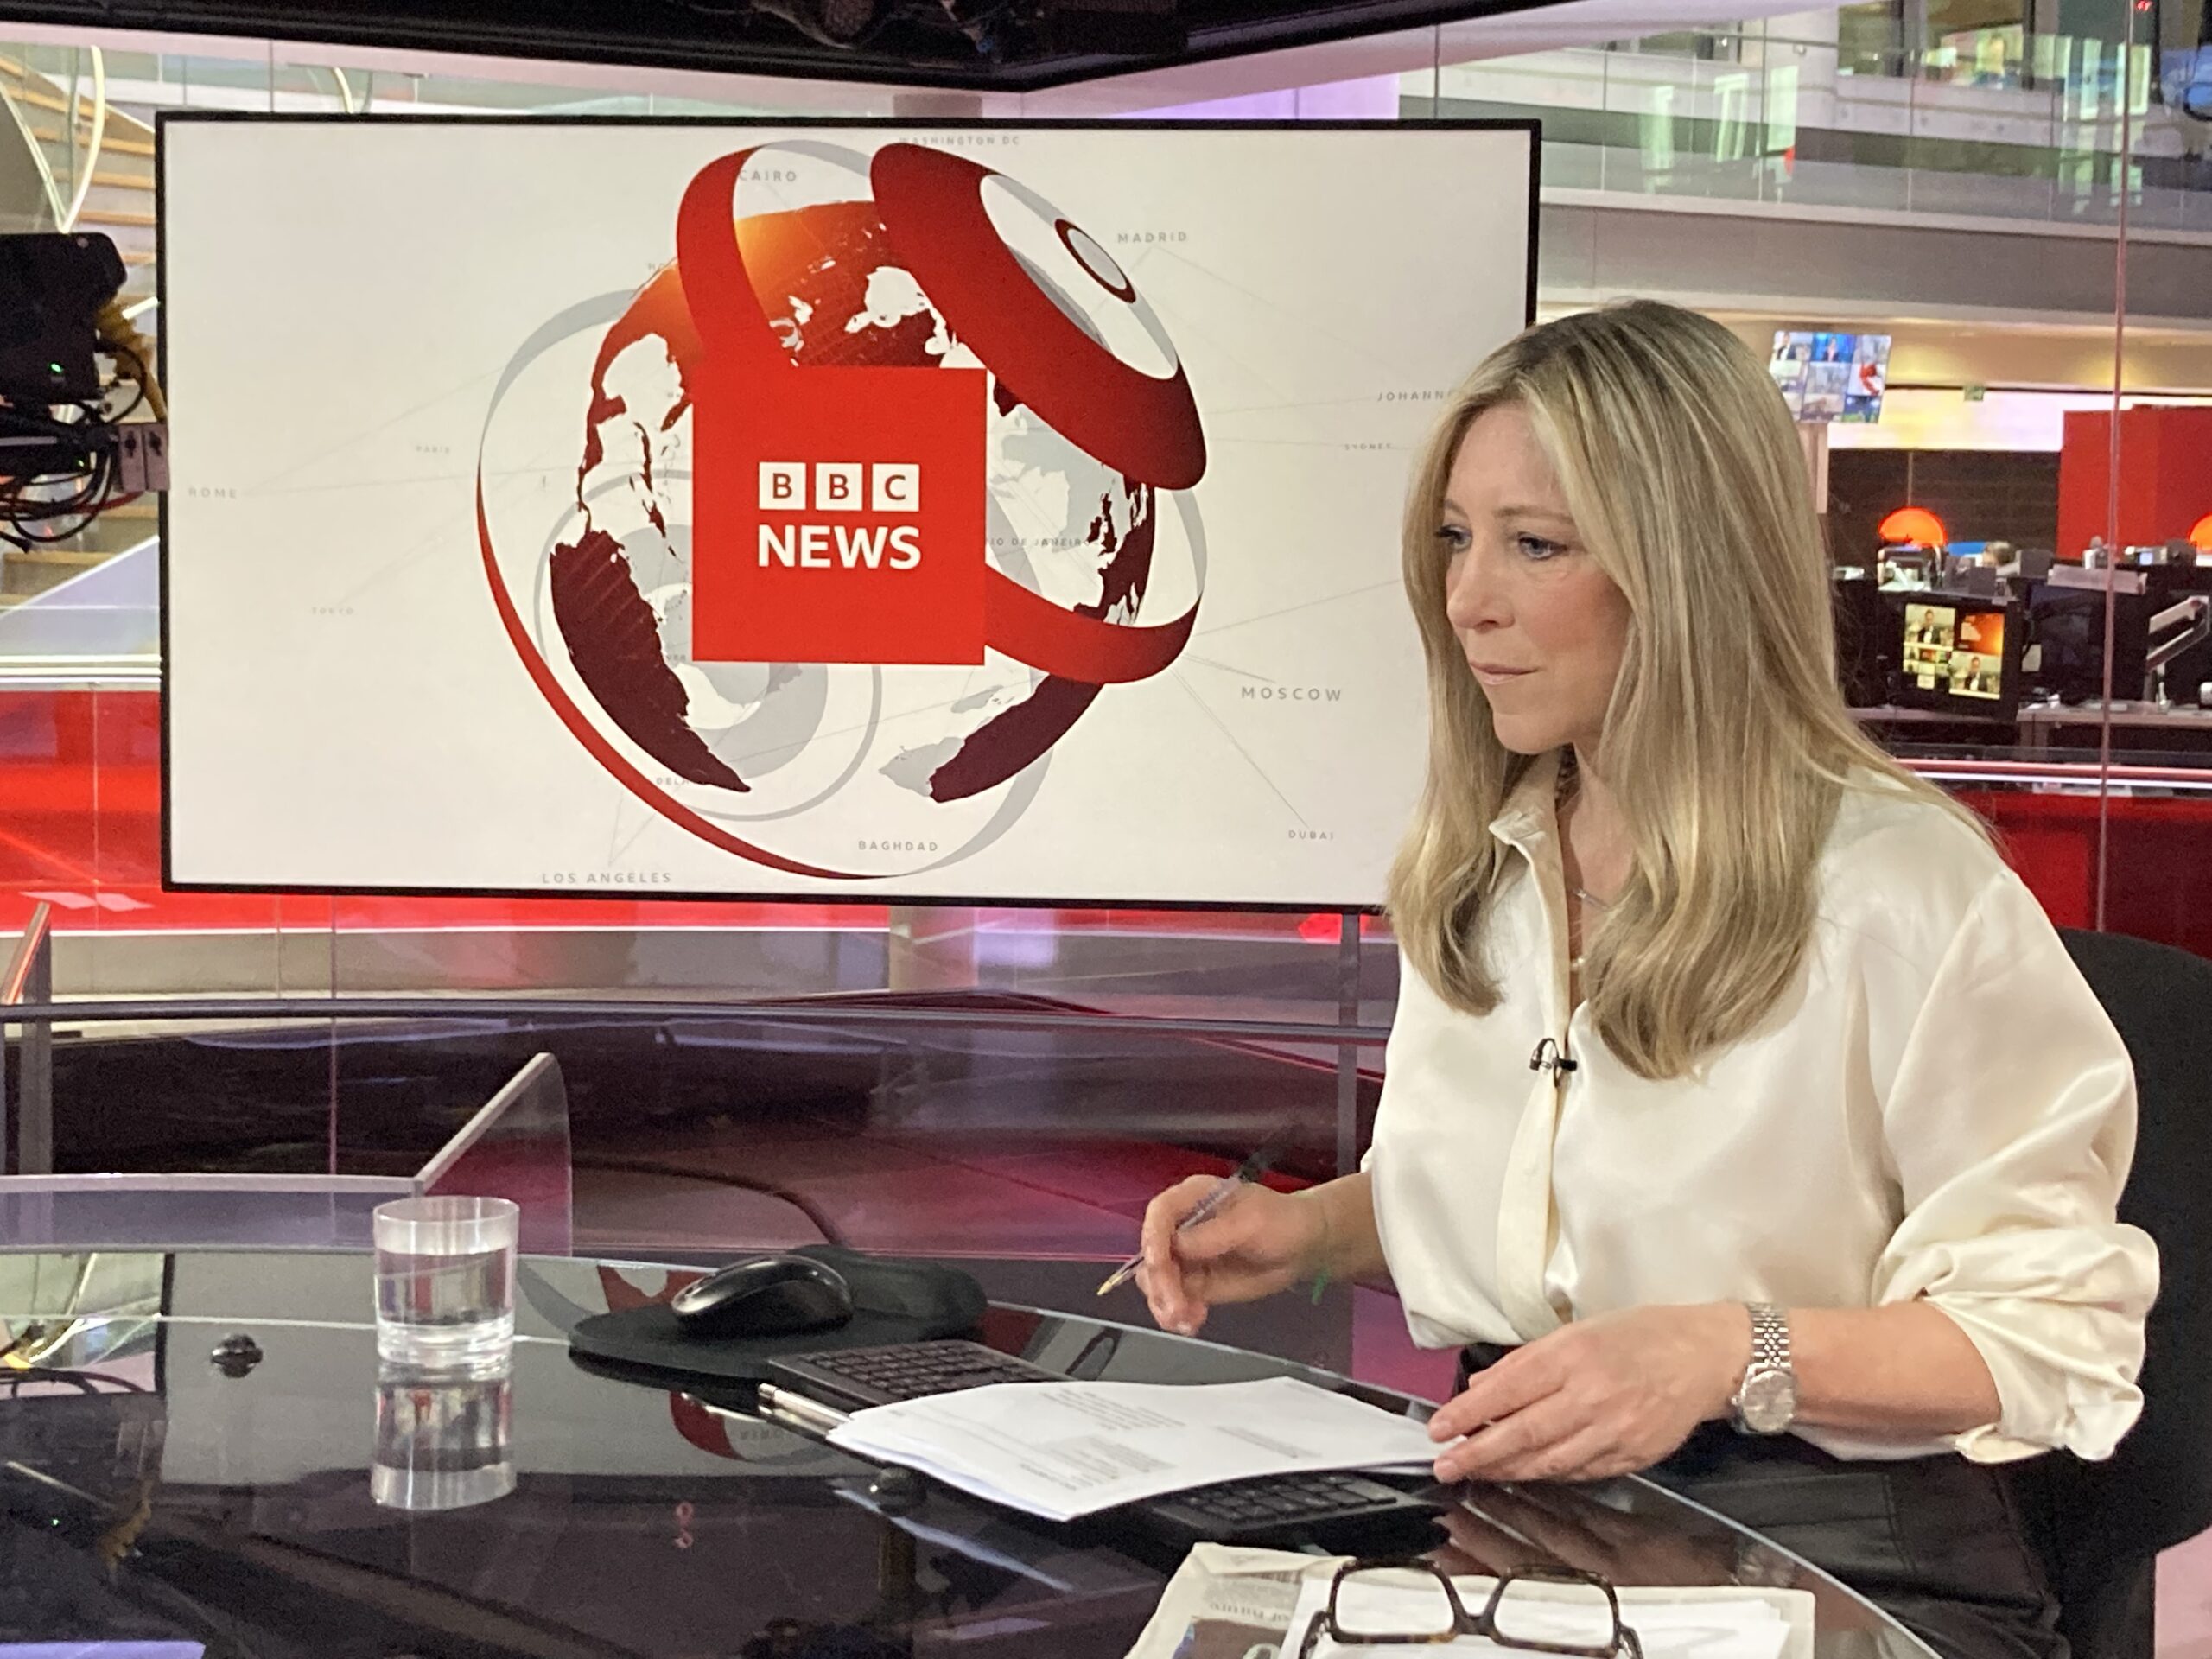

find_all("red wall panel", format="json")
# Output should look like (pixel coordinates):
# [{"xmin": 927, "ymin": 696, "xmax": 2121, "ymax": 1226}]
[{"xmin": 2058, "ymin": 407, "xmax": 2212, "ymax": 559}]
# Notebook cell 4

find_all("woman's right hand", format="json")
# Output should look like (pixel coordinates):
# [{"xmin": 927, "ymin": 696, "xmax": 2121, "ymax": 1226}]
[{"xmin": 1135, "ymin": 1177, "xmax": 1328, "ymax": 1337}]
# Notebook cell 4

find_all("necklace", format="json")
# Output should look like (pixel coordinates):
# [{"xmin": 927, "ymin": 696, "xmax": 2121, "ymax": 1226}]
[
  {"xmin": 1558, "ymin": 758, "xmax": 1620, "ymax": 915},
  {"xmin": 1556, "ymin": 754, "xmax": 1612, "ymax": 912},
  {"xmin": 1558, "ymin": 753, "xmax": 1617, "ymax": 961}
]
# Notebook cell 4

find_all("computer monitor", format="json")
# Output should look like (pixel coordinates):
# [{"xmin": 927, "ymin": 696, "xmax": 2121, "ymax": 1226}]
[
  {"xmin": 1770, "ymin": 329, "xmax": 1891, "ymax": 424},
  {"xmin": 1892, "ymin": 594, "xmax": 2023, "ymax": 719},
  {"xmin": 2024, "ymin": 584, "xmax": 2150, "ymax": 705},
  {"xmin": 1878, "ymin": 546, "xmax": 1936, "ymax": 591},
  {"xmin": 1945, "ymin": 563, "xmax": 2001, "ymax": 598},
  {"xmin": 1832, "ymin": 570, "xmax": 1891, "ymax": 707}
]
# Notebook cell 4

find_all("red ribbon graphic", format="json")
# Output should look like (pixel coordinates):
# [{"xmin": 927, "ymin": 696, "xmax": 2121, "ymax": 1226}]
[{"xmin": 676, "ymin": 146, "xmax": 1205, "ymax": 688}]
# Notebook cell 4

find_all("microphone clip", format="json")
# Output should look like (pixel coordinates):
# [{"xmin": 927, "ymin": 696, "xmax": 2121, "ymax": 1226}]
[{"xmin": 1529, "ymin": 1037, "xmax": 1579, "ymax": 1077}]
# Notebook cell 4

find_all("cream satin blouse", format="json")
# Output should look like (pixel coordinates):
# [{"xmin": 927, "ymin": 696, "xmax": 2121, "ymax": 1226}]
[{"xmin": 1368, "ymin": 752, "xmax": 2158, "ymax": 1463}]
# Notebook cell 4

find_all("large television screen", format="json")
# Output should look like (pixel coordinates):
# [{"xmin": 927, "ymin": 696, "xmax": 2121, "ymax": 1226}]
[
  {"xmin": 1770, "ymin": 329, "xmax": 1889, "ymax": 424},
  {"xmin": 160, "ymin": 118, "xmax": 1537, "ymax": 907}
]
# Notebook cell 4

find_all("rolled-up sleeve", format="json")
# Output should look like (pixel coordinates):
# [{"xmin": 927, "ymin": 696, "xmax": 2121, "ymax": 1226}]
[{"xmin": 1872, "ymin": 872, "xmax": 2160, "ymax": 1464}]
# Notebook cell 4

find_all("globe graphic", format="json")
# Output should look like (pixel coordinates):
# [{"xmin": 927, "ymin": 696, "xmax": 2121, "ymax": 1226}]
[{"xmin": 486, "ymin": 140, "xmax": 1204, "ymax": 880}]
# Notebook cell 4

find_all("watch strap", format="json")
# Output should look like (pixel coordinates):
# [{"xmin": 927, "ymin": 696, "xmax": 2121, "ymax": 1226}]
[
  {"xmin": 1746, "ymin": 1301, "xmax": 1790, "ymax": 1373},
  {"xmin": 1729, "ymin": 1302, "xmax": 1796, "ymax": 1433}
]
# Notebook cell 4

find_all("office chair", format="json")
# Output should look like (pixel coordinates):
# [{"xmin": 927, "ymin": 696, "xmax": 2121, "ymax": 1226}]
[{"xmin": 2000, "ymin": 930, "xmax": 2212, "ymax": 1659}]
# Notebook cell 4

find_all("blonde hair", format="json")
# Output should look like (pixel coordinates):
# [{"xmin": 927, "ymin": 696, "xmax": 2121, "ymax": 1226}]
[{"xmin": 1386, "ymin": 300, "xmax": 1978, "ymax": 1080}]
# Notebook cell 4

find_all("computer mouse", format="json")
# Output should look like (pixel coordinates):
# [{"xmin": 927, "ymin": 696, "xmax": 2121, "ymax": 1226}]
[{"xmin": 671, "ymin": 1255, "xmax": 854, "ymax": 1338}]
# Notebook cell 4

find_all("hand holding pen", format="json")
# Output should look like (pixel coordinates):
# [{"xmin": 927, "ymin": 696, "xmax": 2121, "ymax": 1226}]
[
  {"xmin": 1107, "ymin": 1141, "xmax": 1333, "ymax": 1338},
  {"xmin": 1096, "ymin": 1144, "xmax": 1275, "ymax": 1295}
]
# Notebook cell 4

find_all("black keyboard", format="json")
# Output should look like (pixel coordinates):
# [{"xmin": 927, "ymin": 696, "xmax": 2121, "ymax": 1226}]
[
  {"xmin": 768, "ymin": 1340, "xmax": 1063, "ymax": 1409},
  {"xmin": 1138, "ymin": 1468, "xmax": 1440, "ymax": 1549},
  {"xmin": 768, "ymin": 1340, "xmax": 1444, "ymax": 1549}
]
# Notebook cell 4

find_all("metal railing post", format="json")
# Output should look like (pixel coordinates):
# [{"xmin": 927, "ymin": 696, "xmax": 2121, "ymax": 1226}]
[
  {"xmin": 3, "ymin": 902, "xmax": 55, "ymax": 1176},
  {"xmin": 1336, "ymin": 912, "xmax": 1363, "ymax": 1179}
]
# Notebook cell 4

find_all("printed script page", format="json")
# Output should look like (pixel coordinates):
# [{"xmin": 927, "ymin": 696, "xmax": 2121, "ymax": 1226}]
[{"xmin": 829, "ymin": 1376, "xmax": 1440, "ymax": 1521}]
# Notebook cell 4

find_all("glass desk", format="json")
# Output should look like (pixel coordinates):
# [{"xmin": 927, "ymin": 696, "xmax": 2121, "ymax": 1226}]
[{"xmin": 0, "ymin": 1248, "xmax": 1936, "ymax": 1659}]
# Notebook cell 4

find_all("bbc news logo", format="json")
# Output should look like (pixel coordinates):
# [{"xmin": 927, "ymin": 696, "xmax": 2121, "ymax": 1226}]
[
  {"xmin": 757, "ymin": 461, "xmax": 922, "ymax": 571},
  {"xmin": 694, "ymin": 353, "xmax": 985, "ymax": 667}
]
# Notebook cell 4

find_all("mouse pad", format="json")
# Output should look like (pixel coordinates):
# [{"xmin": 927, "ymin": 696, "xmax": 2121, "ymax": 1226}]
[{"xmin": 566, "ymin": 1245, "xmax": 988, "ymax": 1388}]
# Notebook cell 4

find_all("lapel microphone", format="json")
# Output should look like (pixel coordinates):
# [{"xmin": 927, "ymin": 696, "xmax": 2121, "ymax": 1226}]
[{"xmin": 1529, "ymin": 1037, "xmax": 1578, "ymax": 1076}]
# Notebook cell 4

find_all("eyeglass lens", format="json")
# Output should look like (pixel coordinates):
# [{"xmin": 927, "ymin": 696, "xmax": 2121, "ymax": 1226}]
[
  {"xmin": 1489, "ymin": 1571, "xmax": 1624, "ymax": 1652},
  {"xmin": 1330, "ymin": 1564, "xmax": 1465, "ymax": 1641}
]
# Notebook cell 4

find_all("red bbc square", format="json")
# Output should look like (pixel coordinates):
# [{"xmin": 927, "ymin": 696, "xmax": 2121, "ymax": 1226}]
[{"xmin": 692, "ymin": 359, "xmax": 988, "ymax": 666}]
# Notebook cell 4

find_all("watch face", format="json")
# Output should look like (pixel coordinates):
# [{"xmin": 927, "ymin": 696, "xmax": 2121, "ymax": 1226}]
[{"xmin": 1738, "ymin": 1369, "xmax": 1797, "ymax": 1434}]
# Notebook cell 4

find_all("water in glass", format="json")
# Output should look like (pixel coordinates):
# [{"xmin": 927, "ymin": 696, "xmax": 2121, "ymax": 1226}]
[{"xmin": 372, "ymin": 1196, "xmax": 518, "ymax": 1374}]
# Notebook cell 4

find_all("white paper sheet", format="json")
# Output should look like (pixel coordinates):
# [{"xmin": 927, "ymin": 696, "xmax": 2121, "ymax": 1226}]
[{"xmin": 825, "ymin": 1375, "xmax": 1442, "ymax": 1522}]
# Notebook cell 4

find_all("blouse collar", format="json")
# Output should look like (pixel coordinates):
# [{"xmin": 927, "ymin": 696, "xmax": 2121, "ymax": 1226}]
[{"xmin": 1487, "ymin": 748, "xmax": 1566, "ymax": 859}]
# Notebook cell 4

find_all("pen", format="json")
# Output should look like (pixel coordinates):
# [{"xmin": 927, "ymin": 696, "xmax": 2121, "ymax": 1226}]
[
  {"xmin": 1096, "ymin": 1141, "xmax": 1280, "ymax": 1297},
  {"xmin": 756, "ymin": 1383, "xmax": 852, "ymax": 1440}
]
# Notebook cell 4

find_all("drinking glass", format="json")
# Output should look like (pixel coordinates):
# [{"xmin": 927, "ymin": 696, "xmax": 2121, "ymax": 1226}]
[{"xmin": 373, "ymin": 1195, "xmax": 518, "ymax": 1374}]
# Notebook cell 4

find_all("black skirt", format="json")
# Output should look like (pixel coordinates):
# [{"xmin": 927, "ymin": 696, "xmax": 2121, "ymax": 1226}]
[{"xmin": 1452, "ymin": 1344, "xmax": 2071, "ymax": 1659}]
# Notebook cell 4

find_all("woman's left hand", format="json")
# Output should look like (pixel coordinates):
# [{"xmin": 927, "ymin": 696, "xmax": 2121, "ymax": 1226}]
[{"xmin": 1427, "ymin": 1304, "xmax": 1749, "ymax": 1484}]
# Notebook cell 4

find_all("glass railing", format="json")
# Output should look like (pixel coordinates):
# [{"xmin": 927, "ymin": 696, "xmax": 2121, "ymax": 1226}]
[
  {"xmin": 3, "ymin": 36, "xmax": 868, "ymax": 122},
  {"xmin": 1422, "ymin": 18, "xmax": 2212, "ymax": 233},
  {"xmin": 0, "ymin": 42, "xmax": 110, "ymax": 236},
  {"xmin": 9, "ymin": 18, "xmax": 2206, "ymax": 239}
]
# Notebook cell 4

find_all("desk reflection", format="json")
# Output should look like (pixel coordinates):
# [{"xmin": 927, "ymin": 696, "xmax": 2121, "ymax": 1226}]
[{"xmin": 371, "ymin": 1363, "xmax": 515, "ymax": 1512}]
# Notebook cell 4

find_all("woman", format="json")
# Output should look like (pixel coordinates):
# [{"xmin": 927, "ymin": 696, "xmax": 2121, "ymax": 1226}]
[{"xmin": 1135, "ymin": 302, "xmax": 2156, "ymax": 1656}]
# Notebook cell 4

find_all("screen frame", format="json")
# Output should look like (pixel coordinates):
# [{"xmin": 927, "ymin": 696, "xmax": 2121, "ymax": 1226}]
[
  {"xmin": 156, "ymin": 112, "xmax": 1541, "ymax": 913},
  {"xmin": 1888, "ymin": 591, "xmax": 2025, "ymax": 722}
]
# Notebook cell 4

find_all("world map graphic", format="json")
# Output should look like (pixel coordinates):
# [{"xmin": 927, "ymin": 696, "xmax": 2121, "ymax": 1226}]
[{"xmin": 477, "ymin": 140, "xmax": 1205, "ymax": 880}]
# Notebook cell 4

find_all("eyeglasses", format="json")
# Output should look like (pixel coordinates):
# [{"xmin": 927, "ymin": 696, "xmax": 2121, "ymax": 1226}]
[{"xmin": 1296, "ymin": 1559, "xmax": 1646, "ymax": 1658}]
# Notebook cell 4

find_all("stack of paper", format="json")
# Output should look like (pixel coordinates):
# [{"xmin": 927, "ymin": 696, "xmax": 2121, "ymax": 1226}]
[{"xmin": 825, "ymin": 1375, "xmax": 1443, "ymax": 1522}]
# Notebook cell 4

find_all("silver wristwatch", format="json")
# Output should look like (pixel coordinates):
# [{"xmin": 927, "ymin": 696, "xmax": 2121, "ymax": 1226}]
[{"xmin": 1730, "ymin": 1303, "xmax": 1797, "ymax": 1435}]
